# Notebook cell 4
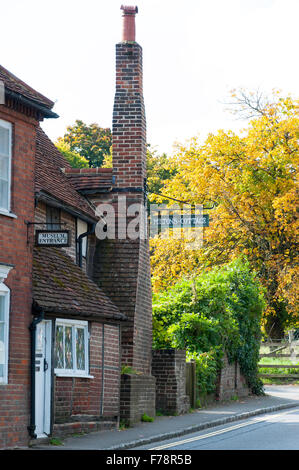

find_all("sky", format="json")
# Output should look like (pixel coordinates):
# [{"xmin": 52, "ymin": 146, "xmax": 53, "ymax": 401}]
[{"xmin": 1, "ymin": 0, "xmax": 298, "ymax": 155}]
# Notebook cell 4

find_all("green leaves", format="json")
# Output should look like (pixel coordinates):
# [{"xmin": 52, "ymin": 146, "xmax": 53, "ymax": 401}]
[
  {"xmin": 56, "ymin": 120, "xmax": 112, "ymax": 168},
  {"xmin": 153, "ymin": 257, "xmax": 265, "ymax": 395},
  {"xmin": 55, "ymin": 141, "xmax": 89, "ymax": 169}
]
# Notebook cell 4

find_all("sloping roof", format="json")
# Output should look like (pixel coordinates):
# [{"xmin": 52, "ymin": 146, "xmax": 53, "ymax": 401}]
[
  {"xmin": 0, "ymin": 64, "xmax": 54, "ymax": 109},
  {"xmin": 63, "ymin": 168, "xmax": 113, "ymax": 192},
  {"xmin": 32, "ymin": 247, "xmax": 126, "ymax": 322},
  {"xmin": 35, "ymin": 127, "xmax": 97, "ymax": 222}
]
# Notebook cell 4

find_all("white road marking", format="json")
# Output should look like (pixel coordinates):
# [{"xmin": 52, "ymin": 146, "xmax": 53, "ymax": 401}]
[{"xmin": 150, "ymin": 408, "xmax": 298, "ymax": 450}]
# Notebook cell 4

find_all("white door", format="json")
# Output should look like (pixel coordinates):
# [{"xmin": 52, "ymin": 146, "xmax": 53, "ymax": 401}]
[{"xmin": 35, "ymin": 320, "xmax": 52, "ymax": 437}]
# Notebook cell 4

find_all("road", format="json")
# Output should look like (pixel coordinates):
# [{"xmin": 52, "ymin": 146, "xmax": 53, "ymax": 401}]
[{"xmin": 135, "ymin": 406, "xmax": 299, "ymax": 450}]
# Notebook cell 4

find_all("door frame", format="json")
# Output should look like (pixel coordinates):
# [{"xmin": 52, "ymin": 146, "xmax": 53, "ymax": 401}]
[{"xmin": 35, "ymin": 319, "xmax": 52, "ymax": 438}]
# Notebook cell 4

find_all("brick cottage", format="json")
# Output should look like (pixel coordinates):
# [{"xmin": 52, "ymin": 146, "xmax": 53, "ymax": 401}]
[{"xmin": 0, "ymin": 5, "xmax": 155, "ymax": 448}]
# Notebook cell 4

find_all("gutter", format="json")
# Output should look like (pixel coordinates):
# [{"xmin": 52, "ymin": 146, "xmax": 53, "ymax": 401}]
[
  {"xmin": 36, "ymin": 191, "xmax": 98, "ymax": 225},
  {"xmin": 5, "ymin": 88, "xmax": 59, "ymax": 119},
  {"xmin": 28, "ymin": 301, "xmax": 44, "ymax": 439}
]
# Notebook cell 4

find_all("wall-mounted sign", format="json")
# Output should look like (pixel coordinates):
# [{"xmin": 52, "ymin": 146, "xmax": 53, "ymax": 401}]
[
  {"xmin": 151, "ymin": 213, "xmax": 209, "ymax": 229},
  {"xmin": 35, "ymin": 230, "xmax": 70, "ymax": 247}
]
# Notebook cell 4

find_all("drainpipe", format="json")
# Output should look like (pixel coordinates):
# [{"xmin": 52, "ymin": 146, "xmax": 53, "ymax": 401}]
[
  {"xmin": 28, "ymin": 301, "xmax": 44, "ymax": 439},
  {"xmin": 77, "ymin": 223, "xmax": 96, "ymax": 268},
  {"xmin": 100, "ymin": 324, "xmax": 105, "ymax": 416}
]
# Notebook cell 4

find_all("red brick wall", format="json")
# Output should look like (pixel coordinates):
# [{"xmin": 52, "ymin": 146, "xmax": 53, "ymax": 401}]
[
  {"xmin": 120, "ymin": 374, "xmax": 156, "ymax": 425},
  {"xmin": 216, "ymin": 354, "xmax": 250, "ymax": 401},
  {"xmin": 0, "ymin": 106, "xmax": 37, "ymax": 448},
  {"xmin": 53, "ymin": 322, "xmax": 121, "ymax": 431},
  {"xmin": 92, "ymin": 193, "xmax": 152, "ymax": 375},
  {"xmin": 152, "ymin": 349, "xmax": 190, "ymax": 415},
  {"xmin": 103, "ymin": 324, "xmax": 121, "ymax": 417}
]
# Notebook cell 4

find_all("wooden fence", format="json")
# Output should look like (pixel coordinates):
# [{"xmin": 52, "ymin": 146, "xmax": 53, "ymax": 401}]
[{"xmin": 259, "ymin": 340, "xmax": 299, "ymax": 380}]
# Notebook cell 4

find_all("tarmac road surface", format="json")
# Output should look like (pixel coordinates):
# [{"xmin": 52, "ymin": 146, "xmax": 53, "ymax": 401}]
[{"xmin": 136, "ymin": 406, "xmax": 299, "ymax": 450}]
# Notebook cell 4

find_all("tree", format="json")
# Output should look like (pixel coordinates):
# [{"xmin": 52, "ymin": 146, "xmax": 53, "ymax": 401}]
[
  {"xmin": 152, "ymin": 92, "xmax": 299, "ymax": 338},
  {"xmin": 146, "ymin": 145, "xmax": 178, "ymax": 200},
  {"xmin": 150, "ymin": 236, "xmax": 199, "ymax": 293},
  {"xmin": 153, "ymin": 257, "xmax": 265, "ymax": 395},
  {"xmin": 56, "ymin": 120, "xmax": 112, "ymax": 167},
  {"xmin": 55, "ymin": 141, "xmax": 89, "ymax": 168}
]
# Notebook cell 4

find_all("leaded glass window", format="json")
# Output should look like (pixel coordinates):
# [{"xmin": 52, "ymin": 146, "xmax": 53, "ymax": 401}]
[
  {"xmin": 55, "ymin": 325, "xmax": 64, "ymax": 369},
  {"xmin": 54, "ymin": 320, "xmax": 89, "ymax": 376},
  {"xmin": 76, "ymin": 328, "xmax": 85, "ymax": 370}
]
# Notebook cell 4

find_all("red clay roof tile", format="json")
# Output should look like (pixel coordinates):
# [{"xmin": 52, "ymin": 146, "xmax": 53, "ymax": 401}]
[
  {"xmin": 0, "ymin": 64, "xmax": 54, "ymax": 109},
  {"xmin": 35, "ymin": 127, "xmax": 97, "ymax": 221},
  {"xmin": 32, "ymin": 246, "xmax": 126, "ymax": 322}
]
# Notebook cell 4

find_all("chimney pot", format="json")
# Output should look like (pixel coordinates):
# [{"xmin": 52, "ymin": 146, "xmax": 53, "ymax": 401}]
[{"xmin": 120, "ymin": 5, "xmax": 138, "ymax": 42}]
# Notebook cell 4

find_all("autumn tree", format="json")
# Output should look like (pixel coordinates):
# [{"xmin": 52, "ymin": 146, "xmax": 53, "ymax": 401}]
[
  {"xmin": 151, "ymin": 92, "xmax": 298, "ymax": 338},
  {"xmin": 146, "ymin": 146, "xmax": 178, "ymax": 198},
  {"xmin": 56, "ymin": 120, "xmax": 112, "ymax": 167},
  {"xmin": 55, "ymin": 141, "xmax": 89, "ymax": 168}
]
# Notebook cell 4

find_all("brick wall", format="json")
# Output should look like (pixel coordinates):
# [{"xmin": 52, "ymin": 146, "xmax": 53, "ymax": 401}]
[
  {"xmin": 92, "ymin": 192, "xmax": 153, "ymax": 376},
  {"xmin": 0, "ymin": 106, "xmax": 38, "ymax": 449},
  {"xmin": 53, "ymin": 322, "xmax": 121, "ymax": 436},
  {"xmin": 120, "ymin": 374, "xmax": 156, "ymax": 426},
  {"xmin": 216, "ymin": 354, "xmax": 250, "ymax": 401},
  {"xmin": 152, "ymin": 350, "xmax": 190, "ymax": 415}
]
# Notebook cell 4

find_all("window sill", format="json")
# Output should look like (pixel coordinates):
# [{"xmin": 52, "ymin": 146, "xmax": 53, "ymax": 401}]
[
  {"xmin": 55, "ymin": 371, "xmax": 94, "ymax": 379},
  {"xmin": 0, "ymin": 209, "xmax": 17, "ymax": 219}
]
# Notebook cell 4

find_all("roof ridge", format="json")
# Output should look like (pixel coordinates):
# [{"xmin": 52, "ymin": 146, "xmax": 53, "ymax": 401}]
[{"xmin": 0, "ymin": 64, "xmax": 54, "ymax": 109}]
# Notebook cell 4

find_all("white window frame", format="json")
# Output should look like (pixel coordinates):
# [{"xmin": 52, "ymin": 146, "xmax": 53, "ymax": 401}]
[
  {"xmin": 54, "ymin": 319, "xmax": 92, "ymax": 378},
  {"xmin": 0, "ymin": 282, "xmax": 10, "ymax": 385},
  {"xmin": 0, "ymin": 119, "xmax": 12, "ymax": 214}
]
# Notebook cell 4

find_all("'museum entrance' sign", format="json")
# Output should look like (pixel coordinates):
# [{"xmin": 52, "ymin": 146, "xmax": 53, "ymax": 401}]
[{"xmin": 35, "ymin": 230, "xmax": 70, "ymax": 247}]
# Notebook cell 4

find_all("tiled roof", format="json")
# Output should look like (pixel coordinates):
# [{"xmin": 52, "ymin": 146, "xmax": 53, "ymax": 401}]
[
  {"xmin": 0, "ymin": 64, "xmax": 54, "ymax": 109},
  {"xmin": 32, "ymin": 247, "xmax": 126, "ymax": 322},
  {"xmin": 35, "ymin": 127, "xmax": 97, "ymax": 221},
  {"xmin": 64, "ymin": 168, "xmax": 113, "ymax": 191}
]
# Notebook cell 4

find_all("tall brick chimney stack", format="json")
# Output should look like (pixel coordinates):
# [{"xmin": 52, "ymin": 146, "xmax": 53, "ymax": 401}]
[
  {"xmin": 112, "ymin": 5, "xmax": 146, "ymax": 189},
  {"xmin": 94, "ymin": 6, "xmax": 155, "ymax": 424},
  {"xmin": 70, "ymin": 6, "xmax": 155, "ymax": 425}
]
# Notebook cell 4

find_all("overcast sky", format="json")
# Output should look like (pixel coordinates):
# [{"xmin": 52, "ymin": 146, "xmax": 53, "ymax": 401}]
[{"xmin": 1, "ymin": 0, "xmax": 298, "ymax": 155}]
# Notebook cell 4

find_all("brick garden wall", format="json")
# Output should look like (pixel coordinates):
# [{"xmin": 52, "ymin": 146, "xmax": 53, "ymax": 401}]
[
  {"xmin": 120, "ymin": 374, "xmax": 156, "ymax": 425},
  {"xmin": 216, "ymin": 354, "xmax": 250, "ymax": 401},
  {"xmin": 0, "ymin": 106, "xmax": 38, "ymax": 449},
  {"xmin": 152, "ymin": 350, "xmax": 190, "ymax": 415}
]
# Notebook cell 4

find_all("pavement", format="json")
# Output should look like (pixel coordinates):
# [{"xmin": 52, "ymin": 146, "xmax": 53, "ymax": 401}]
[{"xmin": 33, "ymin": 385, "xmax": 299, "ymax": 450}]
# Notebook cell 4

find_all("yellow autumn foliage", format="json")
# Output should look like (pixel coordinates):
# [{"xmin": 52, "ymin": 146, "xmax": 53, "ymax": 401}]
[{"xmin": 150, "ymin": 93, "xmax": 298, "ymax": 336}]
